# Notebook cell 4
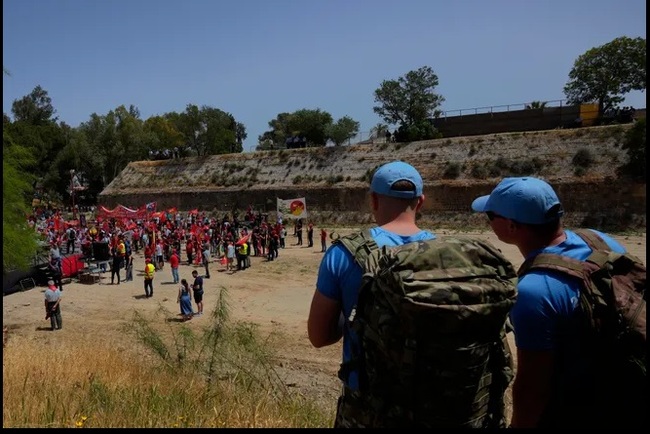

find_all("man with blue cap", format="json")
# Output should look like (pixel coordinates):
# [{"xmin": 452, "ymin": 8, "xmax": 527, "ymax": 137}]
[
  {"xmin": 307, "ymin": 160, "xmax": 436, "ymax": 427},
  {"xmin": 471, "ymin": 176, "xmax": 628, "ymax": 428}
]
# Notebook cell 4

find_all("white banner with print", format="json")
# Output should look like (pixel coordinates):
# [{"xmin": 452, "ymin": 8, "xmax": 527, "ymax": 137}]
[{"xmin": 277, "ymin": 197, "xmax": 308, "ymax": 220}]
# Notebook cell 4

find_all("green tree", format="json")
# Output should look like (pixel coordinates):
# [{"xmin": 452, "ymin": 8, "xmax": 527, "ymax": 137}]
[
  {"xmin": 143, "ymin": 115, "xmax": 185, "ymax": 155},
  {"xmin": 3, "ymin": 130, "xmax": 39, "ymax": 274},
  {"xmin": 564, "ymin": 36, "xmax": 646, "ymax": 116},
  {"xmin": 326, "ymin": 116, "xmax": 360, "ymax": 146},
  {"xmin": 77, "ymin": 105, "xmax": 147, "ymax": 188},
  {"xmin": 235, "ymin": 122, "xmax": 248, "ymax": 148},
  {"xmin": 258, "ymin": 112, "xmax": 293, "ymax": 149},
  {"xmin": 373, "ymin": 66, "xmax": 445, "ymax": 140},
  {"xmin": 287, "ymin": 109, "xmax": 333, "ymax": 146},
  {"xmin": 261, "ymin": 109, "xmax": 333, "ymax": 147},
  {"xmin": 11, "ymin": 85, "xmax": 57, "ymax": 126},
  {"xmin": 171, "ymin": 104, "xmax": 239, "ymax": 156}
]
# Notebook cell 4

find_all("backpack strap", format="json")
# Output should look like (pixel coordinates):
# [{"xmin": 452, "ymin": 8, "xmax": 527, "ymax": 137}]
[
  {"xmin": 573, "ymin": 228, "xmax": 609, "ymax": 251},
  {"xmin": 334, "ymin": 229, "xmax": 378, "ymax": 269},
  {"xmin": 334, "ymin": 229, "xmax": 378, "ymax": 386},
  {"xmin": 516, "ymin": 233, "xmax": 616, "ymax": 333}
]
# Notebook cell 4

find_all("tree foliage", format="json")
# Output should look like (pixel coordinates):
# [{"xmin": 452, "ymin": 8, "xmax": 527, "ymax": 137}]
[
  {"xmin": 3, "ymin": 130, "xmax": 39, "ymax": 274},
  {"xmin": 258, "ymin": 108, "xmax": 344, "ymax": 148},
  {"xmin": 171, "ymin": 104, "xmax": 240, "ymax": 156},
  {"xmin": 325, "ymin": 116, "xmax": 360, "ymax": 146},
  {"xmin": 11, "ymin": 85, "xmax": 57, "ymax": 126},
  {"xmin": 564, "ymin": 36, "xmax": 646, "ymax": 116},
  {"xmin": 373, "ymin": 66, "xmax": 445, "ymax": 141}
]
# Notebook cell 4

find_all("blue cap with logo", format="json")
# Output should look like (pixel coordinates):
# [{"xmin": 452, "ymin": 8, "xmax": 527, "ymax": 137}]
[
  {"xmin": 370, "ymin": 161, "xmax": 423, "ymax": 199},
  {"xmin": 471, "ymin": 177, "xmax": 564, "ymax": 224}
]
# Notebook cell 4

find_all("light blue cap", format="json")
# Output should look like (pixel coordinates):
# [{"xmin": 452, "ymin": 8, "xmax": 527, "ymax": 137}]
[
  {"xmin": 370, "ymin": 161, "xmax": 423, "ymax": 199},
  {"xmin": 471, "ymin": 177, "xmax": 564, "ymax": 224}
]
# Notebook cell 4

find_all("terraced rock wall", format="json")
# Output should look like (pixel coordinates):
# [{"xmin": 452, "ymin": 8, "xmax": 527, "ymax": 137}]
[{"xmin": 99, "ymin": 124, "xmax": 645, "ymax": 231}]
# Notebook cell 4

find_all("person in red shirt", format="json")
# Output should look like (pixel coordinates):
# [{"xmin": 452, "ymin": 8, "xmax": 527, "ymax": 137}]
[
  {"xmin": 169, "ymin": 249, "xmax": 180, "ymax": 284},
  {"xmin": 186, "ymin": 237, "xmax": 194, "ymax": 265}
]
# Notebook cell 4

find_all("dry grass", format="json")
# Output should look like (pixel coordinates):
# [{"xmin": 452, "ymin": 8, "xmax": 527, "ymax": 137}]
[{"xmin": 2, "ymin": 291, "xmax": 332, "ymax": 428}]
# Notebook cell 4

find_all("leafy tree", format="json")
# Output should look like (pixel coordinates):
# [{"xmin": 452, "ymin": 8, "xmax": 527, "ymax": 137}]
[
  {"xmin": 76, "ymin": 105, "xmax": 147, "ymax": 188},
  {"xmin": 11, "ymin": 85, "xmax": 57, "ymax": 126},
  {"xmin": 325, "ymin": 116, "xmax": 360, "ymax": 146},
  {"xmin": 235, "ymin": 122, "xmax": 247, "ymax": 148},
  {"xmin": 3, "ymin": 130, "xmax": 39, "ymax": 274},
  {"xmin": 617, "ymin": 118, "xmax": 646, "ymax": 180},
  {"xmin": 395, "ymin": 119, "xmax": 440, "ymax": 143},
  {"xmin": 287, "ymin": 109, "xmax": 333, "ymax": 146},
  {"xmin": 258, "ymin": 112, "xmax": 293, "ymax": 149},
  {"xmin": 171, "ymin": 104, "xmax": 239, "ymax": 156},
  {"xmin": 373, "ymin": 66, "xmax": 445, "ymax": 140},
  {"xmin": 260, "ymin": 109, "xmax": 334, "ymax": 147},
  {"xmin": 564, "ymin": 36, "xmax": 646, "ymax": 116},
  {"xmin": 54, "ymin": 124, "xmax": 103, "ymax": 204},
  {"xmin": 143, "ymin": 115, "xmax": 185, "ymax": 155}
]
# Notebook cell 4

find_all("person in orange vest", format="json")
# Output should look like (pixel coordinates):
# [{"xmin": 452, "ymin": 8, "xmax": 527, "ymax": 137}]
[{"xmin": 144, "ymin": 257, "xmax": 156, "ymax": 298}]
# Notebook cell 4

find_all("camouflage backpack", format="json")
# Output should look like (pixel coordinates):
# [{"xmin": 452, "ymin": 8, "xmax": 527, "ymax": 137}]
[
  {"xmin": 517, "ymin": 229, "xmax": 646, "ymax": 425},
  {"xmin": 335, "ymin": 230, "xmax": 518, "ymax": 428}
]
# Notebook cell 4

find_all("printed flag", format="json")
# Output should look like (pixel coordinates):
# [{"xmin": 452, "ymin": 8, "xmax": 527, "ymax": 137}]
[
  {"xmin": 145, "ymin": 201, "xmax": 157, "ymax": 212},
  {"xmin": 277, "ymin": 197, "xmax": 307, "ymax": 219}
]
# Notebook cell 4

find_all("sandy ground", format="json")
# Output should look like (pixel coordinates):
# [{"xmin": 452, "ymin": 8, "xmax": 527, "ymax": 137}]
[{"xmin": 3, "ymin": 229, "xmax": 646, "ymax": 416}]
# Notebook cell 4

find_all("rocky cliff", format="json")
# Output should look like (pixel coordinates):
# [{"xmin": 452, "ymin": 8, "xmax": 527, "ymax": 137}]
[{"xmin": 100, "ymin": 124, "xmax": 645, "ymax": 231}]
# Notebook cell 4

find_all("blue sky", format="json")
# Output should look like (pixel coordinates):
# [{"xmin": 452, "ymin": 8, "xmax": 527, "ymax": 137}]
[{"xmin": 3, "ymin": 0, "xmax": 646, "ymax": 151}]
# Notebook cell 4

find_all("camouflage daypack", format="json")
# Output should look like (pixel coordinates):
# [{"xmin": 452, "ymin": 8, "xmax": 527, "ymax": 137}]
[
  {"xmin": 335, "ymin": 230, "xmax": 518, "ymax": 428},
  {"xmin": 517, "ymin": 228, "xmax": 646, "ymax": 425}
]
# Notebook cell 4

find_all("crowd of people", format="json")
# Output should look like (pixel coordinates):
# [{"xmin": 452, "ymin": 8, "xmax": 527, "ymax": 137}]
[{"xmin": 28, "ymin": 205, "xmax": 328, "ymax": 323}]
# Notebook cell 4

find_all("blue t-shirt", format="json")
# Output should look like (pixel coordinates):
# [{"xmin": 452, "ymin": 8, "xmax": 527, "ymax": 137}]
[
  {"xmin": 511, "ymin": 229, "xmax": 626, "ymax": 351},
  {"xmin": 316, "ymin": 226, "xmax": 436, "ymax": 390},
  {"xmin": 510, "ymin": 229, "xmax": 627, "ymax": 423}
]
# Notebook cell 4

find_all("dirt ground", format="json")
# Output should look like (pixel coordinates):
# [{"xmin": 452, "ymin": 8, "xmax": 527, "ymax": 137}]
[{"xmin": 3, "ymin": 228, "xmax": 646, "ymax": 417}]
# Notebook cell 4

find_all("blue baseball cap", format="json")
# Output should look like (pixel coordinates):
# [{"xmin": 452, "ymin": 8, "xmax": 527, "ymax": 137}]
[
  {"xmin": 370, "ymin": 161, "xmax": 423, "ymax": 199},
  {"xmin": 471, "ymin": 177, "xmax": 564, "ymax": 224}
]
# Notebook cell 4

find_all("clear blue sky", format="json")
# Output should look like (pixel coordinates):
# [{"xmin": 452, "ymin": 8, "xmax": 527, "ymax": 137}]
[{"xmin": 3, "ymin": 0, "xmax": 646, "ymax": 151}]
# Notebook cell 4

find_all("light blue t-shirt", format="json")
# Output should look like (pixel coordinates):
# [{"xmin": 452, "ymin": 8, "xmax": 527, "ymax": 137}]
[
  {"xmin": 316, "ymin": 226, "xmax": 436, "ymax": 390},
  {"xmin": 511, "ymin": 229, "xmax": 626, "ymax": 352}
]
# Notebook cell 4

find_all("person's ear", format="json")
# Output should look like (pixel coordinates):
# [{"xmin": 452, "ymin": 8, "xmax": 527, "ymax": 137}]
[
  {"xmin": 415, "ymin": 194, "xmax": 425, "ymax": 211},
  {"xmin": 370, "ymin": 192, "xmax": 379, "ymax": 211}
]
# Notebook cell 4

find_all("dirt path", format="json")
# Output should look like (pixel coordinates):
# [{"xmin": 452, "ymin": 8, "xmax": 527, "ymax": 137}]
[{"xmin": 3, "ymin": 229, "xmax": 646, "ymax": 415}]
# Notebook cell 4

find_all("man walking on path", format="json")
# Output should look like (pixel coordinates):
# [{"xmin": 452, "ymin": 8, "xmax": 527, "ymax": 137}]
[
  {"xmin": 144, "ymin": 257, "xmax": 155, "ymax": 297},
  {"xmin": 169, "ymin": 249, "xmax": 180, "ymax": 284}
]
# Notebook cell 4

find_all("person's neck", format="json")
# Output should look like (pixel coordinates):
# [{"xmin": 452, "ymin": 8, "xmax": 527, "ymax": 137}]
[
  {"xmin": 376, "ymin": 213, "xmax": 421, "ymax": 236},
  {"xmin": 518, "ymin": 229, "xmax": 566, "ymax": 258}
]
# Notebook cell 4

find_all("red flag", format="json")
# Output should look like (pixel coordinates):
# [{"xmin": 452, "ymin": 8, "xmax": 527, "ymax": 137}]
[{"xmin": 235, "ymin": 233, "xmax": 251, "ymax": 246}]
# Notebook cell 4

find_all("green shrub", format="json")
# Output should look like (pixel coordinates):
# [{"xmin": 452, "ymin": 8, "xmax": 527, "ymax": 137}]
[
  {"xmin": 442, "ymin": 162, "xmax": 461, "ymax": 179},
  {"xmin": 572, "ymin": 148, "xmax": 594, "ymax": 168}
]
